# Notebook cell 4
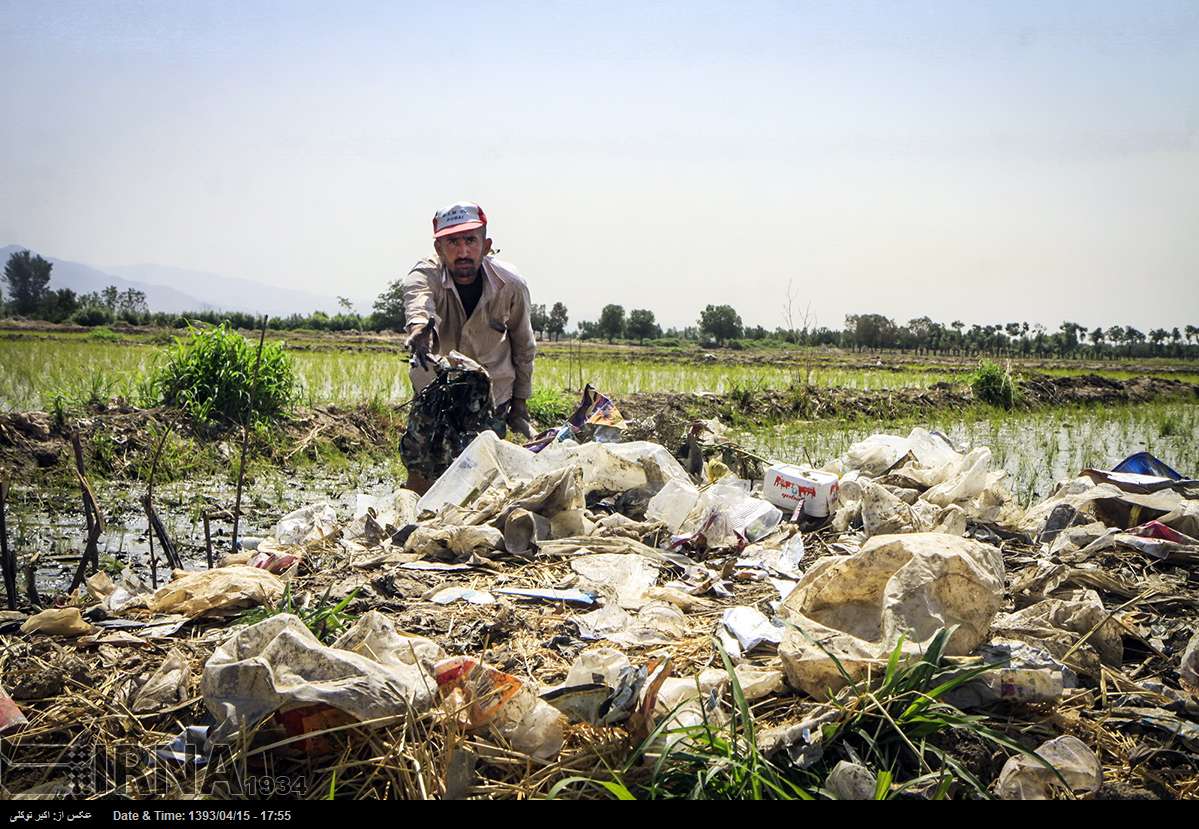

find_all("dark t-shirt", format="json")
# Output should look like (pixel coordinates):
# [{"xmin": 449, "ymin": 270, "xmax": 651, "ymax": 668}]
[{"xmin": 454, "ymin": 269, "xmax": 484, "ymax": 319}]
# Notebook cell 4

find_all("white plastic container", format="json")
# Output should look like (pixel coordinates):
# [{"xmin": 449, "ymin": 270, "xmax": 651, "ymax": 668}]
[{"xmin": 763, "ymin": 464, "xmax": 840, "ymax": 517}]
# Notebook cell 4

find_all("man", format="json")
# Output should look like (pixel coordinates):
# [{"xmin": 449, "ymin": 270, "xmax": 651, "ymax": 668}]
[{"xmin": 402, "ymin": 201, "xmax": 537, "ymax": 490}]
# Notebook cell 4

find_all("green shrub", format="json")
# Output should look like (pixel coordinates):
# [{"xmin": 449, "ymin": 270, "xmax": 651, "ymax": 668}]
[
  {"xmin": 970, "ymin": 360, "xmax": 1019, "ymax": 409},
  {"xmin": 155, "ymin": 323, "xmax": 299, "ymax": 427},
  {"xmin": 87, "ymin": 326, "xmax": 120, "ymax": 342},
  {"xmin": 72, "ymin": 306, "xmax": 114, "ymax": 326},
  {"xmin": 527, "ymin": 387, "xmax": 574, "ymax": 424}
]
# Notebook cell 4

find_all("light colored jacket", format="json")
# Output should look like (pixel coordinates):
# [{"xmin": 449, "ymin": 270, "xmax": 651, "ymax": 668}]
[{"xmin": 402, "ymin": 256, "xmax": 537, "ymax": 406}]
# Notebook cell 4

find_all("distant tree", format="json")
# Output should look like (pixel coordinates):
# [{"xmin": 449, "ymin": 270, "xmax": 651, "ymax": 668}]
[
  {"xmin": 4, "ymin": 250, "xmax": 53, "ymax": 315},
  {"xmin": 337, "ymin": 296, "xmax": 354, "ymax": 313},
  {"xmin": 699, "ymin": 304, "xmax": 743, "ymax": 345},
  {"xmin": 597, "ymin": 304, "xmax": 626, "ymax": 343},
  {"xmin": 101, "ymin": 285, "xmax": 119, "ymax": 311},
  {"xmin": 846, "ymin": 313, "xmax": 896, "ymax": 351},
  {"xmin": 371, "ymin": 279, "xmax": 407, "ymax": 330},
  {"xmin": 1149, "ymin": 328, "xmax": 1169, "ymax": 355},
  {"xmin": 949, "ymin": 320, "xmax": 965, "ymax": 353},
  {"xmin": 577, "ymin": 320, "xmax": 600, "ymax": 340},
  {"xmin": 529, "ymin": 303, "xmax": 549, "ymax": 339},
  {"xmin": 906, "ymin": 316, "xmax": 935, "ymax": 353},
  {"xmin": 1124, "ymin": 326, "xmax": 1145, "ymax": 356},
  {"xmin": 626, "ymin": 308, "xmax": 659, "ymax": 344},
  {"xmin": 1187, "ymin": 325, "xmax": 1198, "ymax": 346},
  {"xmin": 1058, "ymin": 321, "xmax": 1082, "ymax": 356},
  {"xmin": 1106, "ymin": 325, "xmax": 1125, "ymax": 355},
  {"xmin": 41, "ymin": 288, "xmax": 79, "ymax": 323},
  {"xmin": 117, "ymin": 288, "xmax": 148, "ymax": 318},
  {"xmin": 548, "ymin": 302, "xmax": 568, "ymax": 341}
]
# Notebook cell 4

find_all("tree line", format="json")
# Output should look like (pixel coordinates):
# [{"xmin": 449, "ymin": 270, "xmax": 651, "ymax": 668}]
[{"xmin": 4, "ymin": 251, "xmax": 1197, "ymax": 358}]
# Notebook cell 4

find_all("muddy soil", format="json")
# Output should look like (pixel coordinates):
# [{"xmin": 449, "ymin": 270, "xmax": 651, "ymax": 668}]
[{"xmin": 0, "ymin": 404, "xmax": 404, "ymax": 476}]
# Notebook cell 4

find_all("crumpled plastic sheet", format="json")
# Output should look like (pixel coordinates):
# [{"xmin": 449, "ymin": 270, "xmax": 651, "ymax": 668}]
[
  {"xmin": 570, "ymin": 553, "xmax": 659, "ymax": 610},
  {"xmin": 1182, "ymin": 630, "xmax": 1199, "ymax": 697},
  {"xmin": 1018, "ymin": 478, "xmax": 1187, "ymax": 537},
  {"xmin": 418, "ymin": 430, "xmax": 691, "ymax": 517},
  {"xmin": 826, "ymin": 761, "xmax": 877, "ymax": 800},
  {"xmin": 777, "ymin": 532, "xmax": 1005, "ymax": 696},
  {"xmin": 20, "ymin": 607, "xmax": 96, "ymax": 637},
  {"xmin": 274, "ymin": 503, "xmax": 339, "ymax": 546},
  {"xmin": 944, "ymin": 639, "xmax": 1074, "ymax": 708},
  {"xmin": 990, "ymin": 589, "xmax": 1123, "ymax": 679},
  {"xmin": 404, "ymin": 525, "xmax": 505, "ymax": 560},
  {"xmin": 718, "ymin": 606, "xmax": 785, "ymax": 660},
  {"xmin": 996, "ymin": 735, "xmax": 1101, "ymax": 800},
  {"xmin": 574, "ymin": 602, "xmax": 689, "ymax": 647},
  {"xmin": 344, "ymin": 490, "xmax": 420, "ymax": 543},
  {"xmin": 433, "ymin": 656, "xmax": 564, "ymax": 760},
  {"xmin": 130, "ymin": 648, "xmax": 192, "ymax": 713},
  {"xmin": 202, "ymin": 613, "xmax": 440, "ymax": 742},
  {"xmin": 148, "ymin": 566, "xmax": 285, "ymax": 619},
  {"xmin": 86, "ymin": 569, "xmax": 151, "ymax": 613}
]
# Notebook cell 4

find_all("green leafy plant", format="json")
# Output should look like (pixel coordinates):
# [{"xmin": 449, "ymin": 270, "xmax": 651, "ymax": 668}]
[
  {"xmin": 970, "ymin": 360, "xmax": 1020, "ymax": 409},
  {"xmin": 43, "ymin": 388, "xmax": 74, "ymax": 428},
  {"xmin": 551, "ymin": 643, "xmax": 814, "ymax": 800},
  {"xmin": 88, "ymin": 428, "xmax": 121, "ymax": 475},
  {"xmin": 154, "ymin": 324, "xmax": 298, "ymax": 428},
  {"xmin": 526, "ymin": 387, "xmax": 574, "ymax": 424},
  {"xmin": 98, "ymin": 555, "xmax": 125, "ymax": 577},
  {"xmin": 552, "ymin": 629, "xmax": 1058, "ymax": 800},
  {"xmin": 238, "ymin": 584, "xmax": 359, "ymax": 644}
]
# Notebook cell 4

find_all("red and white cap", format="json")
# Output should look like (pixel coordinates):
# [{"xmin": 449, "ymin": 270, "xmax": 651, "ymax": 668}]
[{"xmin": 432, "ymin": 202, "xmax": 487, "ymax": 238}]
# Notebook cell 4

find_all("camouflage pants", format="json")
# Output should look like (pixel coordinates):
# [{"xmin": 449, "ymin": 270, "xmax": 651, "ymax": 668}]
[{"xmin": 400, "ymin": 364, "xmax": 508, "ymax": 480}]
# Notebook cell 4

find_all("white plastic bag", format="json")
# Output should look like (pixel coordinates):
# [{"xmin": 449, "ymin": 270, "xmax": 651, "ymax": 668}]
[
  {"xmin": 646, "ymin": 479, "xmax": 701, "ymax": 532},
  {"xmin": 274, "ymin": 503, "xmax": 338, "ymax": 546},
  {"xmin": 996, "ymin": 735, "xmax": 1101, "ymax": 800}
]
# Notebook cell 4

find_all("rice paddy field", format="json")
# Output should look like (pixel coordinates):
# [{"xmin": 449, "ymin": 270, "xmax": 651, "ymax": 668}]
[
  {"xmin": 736, "ymin": 400, "xmax": 1199, "ymax": 505},
  {"xmin": 4, "ymin": 331, "xmax": 1199, "ymax": 411}
]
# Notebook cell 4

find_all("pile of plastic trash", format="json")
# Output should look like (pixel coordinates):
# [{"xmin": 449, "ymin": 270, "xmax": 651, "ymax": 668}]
[{"xmin": 8, "ymin": 410, "xmax": 1199, "ymax": 799}]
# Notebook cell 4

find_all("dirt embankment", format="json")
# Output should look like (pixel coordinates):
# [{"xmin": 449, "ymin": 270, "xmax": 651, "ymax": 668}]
[
  {"xmin": 0, "ymin": 405, "xmax": 405, "ymax": 477},
  {"xmin": 619, "ymin": 373, "xmax": 1199, "ymax": 444}
]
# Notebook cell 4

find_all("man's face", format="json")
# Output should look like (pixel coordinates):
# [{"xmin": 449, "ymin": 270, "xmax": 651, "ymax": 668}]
[{"xmin": 434, "ymin": 227, "xmax": 491, "ymax": 283}]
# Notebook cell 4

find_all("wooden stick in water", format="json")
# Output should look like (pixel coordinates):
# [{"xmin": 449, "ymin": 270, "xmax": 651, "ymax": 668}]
[
  {"xmin": 0, "ymin": 474, "xmax": 14, "ymax": 610},
  {"xmin": 142, "ymin": 420, "xmax": 179, "ymax": 580},
  {"xmin": 68, "ymin": 432, "xmax": 107, "ymax": 592},
  {"xmin": 203, "ymin": 512, "xmax": 214, "ymax": 569},
  {"xmin": 232, "ymin": 316, "xmax": 269, "ymax": 555}
]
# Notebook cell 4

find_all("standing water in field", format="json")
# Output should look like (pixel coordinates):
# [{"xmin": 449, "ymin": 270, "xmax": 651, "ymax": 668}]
[{"xmin": 736, "ymin": 402, "xmax": 1199, "ymax": 505}]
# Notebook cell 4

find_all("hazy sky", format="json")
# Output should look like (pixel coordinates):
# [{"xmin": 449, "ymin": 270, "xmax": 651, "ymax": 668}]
[{"xmin": 2, "ymin": 1, "xmax": 1197, "ymax": 332}]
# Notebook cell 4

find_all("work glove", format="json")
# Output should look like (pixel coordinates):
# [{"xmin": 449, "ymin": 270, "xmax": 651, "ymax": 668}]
[
  {"xmin": 406, "ymin": 324, "xmax": 435, "ymax": 371},
  {"xmin": 507, "ymin": 398, "xmax": 534, "ymax": 439}
]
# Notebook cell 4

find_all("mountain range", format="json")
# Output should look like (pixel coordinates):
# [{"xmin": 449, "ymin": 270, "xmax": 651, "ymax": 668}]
[{"xmin": 1, "ymin": 245, "xmax": 365, "ymax": 316}]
